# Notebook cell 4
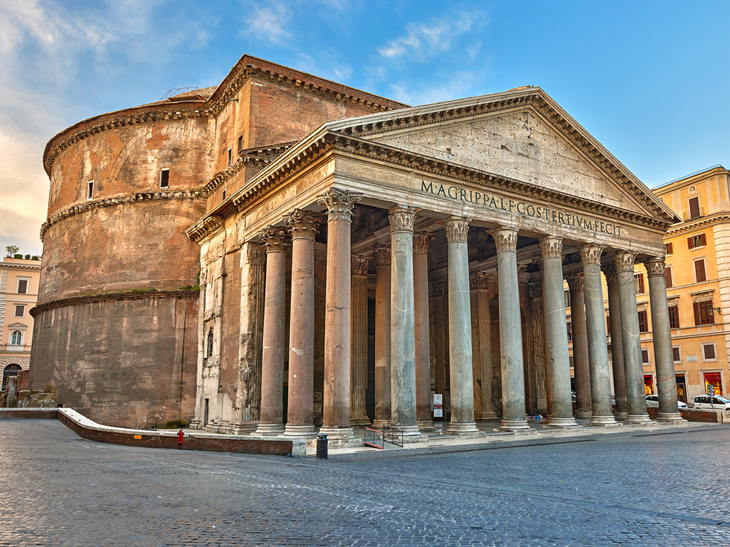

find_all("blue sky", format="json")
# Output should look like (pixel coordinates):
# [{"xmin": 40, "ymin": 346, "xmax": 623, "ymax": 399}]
[{"xmin": 1, "ymin": 0, "xmax": 728, "ymax": 257}]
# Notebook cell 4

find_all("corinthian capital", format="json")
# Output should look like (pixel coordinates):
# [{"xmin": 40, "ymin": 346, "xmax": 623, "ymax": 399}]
[
  {"xmin": 373, "ymin": 246, "xmax": 390, "ymax": 267},
  {"xmin": 352, "ymin": 255, "xmax": 370, "ymax": 276},
  {"xmin": 286, "ymin": 209, "xmax": 321, "ymax": 241},
  {"xmin": 539, "ymin": 236, "xmax": 563, "ymax": 259},
  {"xmin": 261, "ymin": 226, "xmax": 288, "ymax": 253},
  {"xmin": 318, "ymin": 188, "xmax": 362, "ymax": 222},
  {"xmin": 442, "ymin": 217, "xmax": 470, "ymax": 243},
  {"xmin": 613, "ymin": 251, "xmax": 636, "ymax": 273},
  {"xmin": 389, "ymin": 205, "xmax": 419, "ymax": 233},
  {"xmin": 244, "ymin": 241, "xmax": 265, "ymax": 266},
  {"xmin": 580, "ymin": 244, "xmax": 604, "ymax": 266},
  {"xmin": 490, "ymin": 226, "xmax": 518, "ymax": 251},
  {"xmin": 644, "ymin": 257, "xmax": 666, "ymax": 277},
  {"xmin": 413, "ymin": 232, "xmax": 433, "ymax": 254},
  {"xmin": 566, "ymin": 273, "xmax": 584, "ymax": 293}
]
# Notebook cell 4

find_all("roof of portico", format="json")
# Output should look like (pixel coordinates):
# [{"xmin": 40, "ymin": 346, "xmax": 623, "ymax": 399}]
[{"xmin": 187, "ymin": 87, "xmax": 680, "ymax": 243}]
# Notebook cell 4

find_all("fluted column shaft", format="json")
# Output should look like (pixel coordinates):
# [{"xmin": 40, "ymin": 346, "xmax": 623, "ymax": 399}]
[
  {"xmin": 443, "ymin": 218, "xmax": 479, "ymax": 434},
  {"xmin": 255, "ymin": 227, "xmax": 288, "ymax": 435},
  {"xmin": 414, "ymin": 233, "xmax": 434, "ymax": 431},
  {"xmin": 319, "ymin": 189, "xmax": 361, "ymax": 440},
  {"xmin": 567, "ymin": 275, "xmax": 592, "ymax": 419},
  {"xmin": 493, "ymin": 227, "xmax": 529, "ymax": 431},
  {"xmin": 615, "ymin": 252, "xmax": 651, "ymax": 424},
  {"xmin": 580, "ymin": 245, "xmax": 618, "ymax": 426},
  {"xmin": 474, "ymin": 273, "xmax": 497, "ymax": 420},
  {"xmin": 605, "ymin": 267, "xmax": 628, "ymax": 420},
  {"xmin": 373, "ymin": 247, "xmax": 392, "ymax": 429},
  {"xmin": 351, "ymin": 255, "xmax": 370, "ymax": 425},
  {"xmin": 646, "ymin": 257, "xmax": 683, "ymax": 423},
  {"xmin": 541, "ymin": 237, "xmax": 577, "ymax": 428},
  {"xmin": 284, "ymin": 211, "xmax": 319, "ymax": 437},
  {"xmin": 389, "ymin": 205, "xmax": 421, "ymax": 438}
]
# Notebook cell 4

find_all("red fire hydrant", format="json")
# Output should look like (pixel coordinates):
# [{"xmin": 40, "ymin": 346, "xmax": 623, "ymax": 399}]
[{"xmin": 177, "ymin": 428, "xmax": 184, "ymax": 449}]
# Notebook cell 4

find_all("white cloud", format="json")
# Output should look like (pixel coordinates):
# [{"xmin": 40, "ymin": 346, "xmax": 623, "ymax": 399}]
[
  {"xmin": 377, "ymin": 11, "xmax": 487, "ymax": 61},
  {"xmin": 387, "ymin": 71, "xmax": 484, "ymax": 105},
  {"xmin": 242, "ymin": 2, "xmax": 292, "ymax": 44}
]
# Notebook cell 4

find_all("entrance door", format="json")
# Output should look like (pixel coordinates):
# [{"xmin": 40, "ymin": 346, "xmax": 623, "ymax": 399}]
[
  {"xmin": 704, "ymin": 372, "xmax": 722, "ymax": 396},
  {"xmin": 203, "ymin": 398, "xmax": 209, "ymax": 427},
  {"xmin": 675, "ymin": 374, "xmax": 687, "ymax": 403}
]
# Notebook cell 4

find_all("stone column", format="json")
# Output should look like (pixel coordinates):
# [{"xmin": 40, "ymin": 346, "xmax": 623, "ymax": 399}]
[
  {"xmin": 442, "ymin": 219, "xmax": 479, "ymax": 435},
  {"xmin": 567, "ymin": 274, "xmax": 592, "ymax": 419},
  {"xmin": 233, "ymin": 241, "xmax": 265, "ymax": 434},
  {"xmin": 541, "ymin": 237, "xmax": 577, "ymax": 428},
  {"xmin": 473, "ymin": 272, "xmax": 498, "ymax": 420},
  {"xmin": 389, "ymin": 205, "xmax": 421, "ymax": 440},
  {"xmin": 580, "ymin": 245, "xmax": 618, "ymax": 426},
  {"xmin": 614, "ymin": 251, "xmax": 651, "ymax": 424},
  {"xmin": 373, "ymin": 247, "xmax": 392, "ymax": 429},
  {"xmin": 645, "ymin": 257, "xmax": 684, "ymax": 423},
  {"xmin": 284, "ymin": 210, "xmax": 320, "ymax": 437},
  {"xmin": 318, "ymin": 188, "xmax": 362, "ymax": 440},
  {"xmin": 414, "ymin": 232, "xmax": 434, "ymax": 431},
  {"xmin": 430, "ymin": 281, "xmax": 447, "ymax": 400},
  {"xmin": 254, "ymin": 226, "xmax": 288, "ymax": 435},
  {"xmin": 492, "ymin": 227, "xmax": 529, "ymax": 431},
  {"xmin": 605, "ymin": 266, "xmax": 628, "ymax": 420},
  {"xmin": 351, "ymin": 255, "xmax": 371, "ymax": 426}
]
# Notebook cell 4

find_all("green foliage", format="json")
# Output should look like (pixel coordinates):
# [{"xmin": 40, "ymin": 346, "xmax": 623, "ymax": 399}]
[
  {"xmin": 163, "ymin": 419, "xmax": 188, "ymax": 429},
  {"xmin": 179, "ymin": 285, "xmax": 200, "ymax": 291},
  {"xmin": 5, "ymin": 245, "xmax": 19, "ymax": 257}
]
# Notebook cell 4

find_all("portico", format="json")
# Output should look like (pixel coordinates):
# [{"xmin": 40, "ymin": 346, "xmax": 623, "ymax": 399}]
[{"xmin": 188, "ymin": 87, "xmax": 681, "ymax": 440}]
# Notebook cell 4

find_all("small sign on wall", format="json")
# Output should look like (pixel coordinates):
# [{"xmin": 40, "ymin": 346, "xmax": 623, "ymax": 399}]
[{"xmin": 433, "ymin": 394, "xmax": 443, "ymax": 418}]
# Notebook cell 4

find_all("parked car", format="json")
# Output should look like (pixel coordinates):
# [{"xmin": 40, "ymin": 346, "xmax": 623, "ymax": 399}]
[
  {"xmin": 645, "ymin": 395, "xmax": 687, "ymax": 409},
  {"xmin": 693, "ymin": 395, "xmax": 730, "ymax": 410}
]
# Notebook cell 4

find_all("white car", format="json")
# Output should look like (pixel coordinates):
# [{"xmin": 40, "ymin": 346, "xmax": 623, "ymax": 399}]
[
  {"xmin": 693, "ymin": 395, "xmax": 730, "ymax": 410},
  {"xmin": 645, "ymin": 395, "xmax": 688, "ymax": 409}
]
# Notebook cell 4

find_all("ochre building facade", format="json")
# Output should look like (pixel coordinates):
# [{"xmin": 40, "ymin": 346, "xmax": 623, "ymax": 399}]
[{"xmin": 31, "ymin": 55, "xmax": 683, "ymax": 436}]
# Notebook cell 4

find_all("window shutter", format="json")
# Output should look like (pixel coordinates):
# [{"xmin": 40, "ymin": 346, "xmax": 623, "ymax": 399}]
[
  {"xmin": 687, "ymin": 236, "xmax": 694, "ymax": 249},
  {"xmin": 694, "ymin": 302, "xmax": 701, "ymax": 325},
  {"xmin": 665, "ymin": 267, "xmax": 673, "ymax": 288},
  {"xmin": 695, "ymin": 260, "xmax": 707, "ymax": 282},
  {"xmin": 689, "ymin": 197, "xmax": 700, "ymax": 219},
  {"xmin": 700, "ymin": 233, "xmax": 707, "ymax": 246}
]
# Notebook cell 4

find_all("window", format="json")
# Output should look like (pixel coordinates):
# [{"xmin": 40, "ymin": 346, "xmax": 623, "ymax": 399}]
[
  {"xmin": 635, "ymin": 273, "xmax": 645, "ymax": 294},
  {"xmin": 664, "ymin": 266, "xmax": 673, "ymax": 289},
  {"xmin": 688, "ymin": 196, "xmax": 701, "ymax": 219},
  {"xmin": 2, "ymin": 364, "xmax": 21, "ymax": 391},
  {"xmin": 702, "ymin": 343, "xmax": 717, "ymax": 361},
  {"xmin": 672, "ymin": 346, "xmax": 681, "ymax": 363},
  {"xmin": 206, "ymin": 328, "xmax": 214, "ymax": 357},
  {"xmin": 227, "ymin": 147, "xmax": 233, "ymax": 167},
  {"xmin": 665, "ymin": 242, "xmax": 673, "ymax": 255},
  {"xmin": 687, "ymin": 233, "xmax": 707, "ymax": 249},
  {"xmin": 564, "ymin": 290, "xmax": 571, "ymax": 308},
  {"xmin": 704, "ymin": 372, "xmax": 722, "ymax": 396},
  {"xmin": 87, "ymin": 180, "xmax": 94, "ymax": 200},
  {"xmin": 222, "ymin": 188, "xmax": 227, "ymax": 201},
  {"xmin": 10, "ymin": 331, "xmax": 21, "ymax": 345},
  {"xmin": 566, "ymin": 320, "xmax": 572, "ymax": 342},
  {"xmin": 160, "ymin": 169, "xmax": 169, "ymax": 188},
  {"xmin": 637, "ymin": 309, "xmax": 649, "ymax": 333},
  {"xmin": 694, "ymin": 258, "xmax": 707, "ymax": 282},
  {"xmin": 644, "ymin": 375, "xmax": 654, "ymax": 395},
  {"xmin": 14, "ymin": 305, "xmax": 24, "ymax": 318},
  {"xmin": 668, "ymin": 305, "xmax": 680, "ymax": 329},
  {"xmin": 694, "ymin": 300, "xmax": 715, "ymax": 325},
  {"xmin": 606, "ymin": 314, "xmax": 611, "ymax": 335},
  {"xmin": 17, "ymin": 279, "xmax": 28, "ymax": 294},
  {"xmin": 642, "ymin": 349, "xmax": 650, "ymax": 364},
  {"xmin": 237, "ymin": 135, "xmax": 243, "ymax": 153}
]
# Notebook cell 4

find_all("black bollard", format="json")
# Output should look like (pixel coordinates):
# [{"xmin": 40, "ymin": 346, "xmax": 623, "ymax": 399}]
[{"xmin": 316, "ymin": 432, "xmax": 328, "ymax": 460}]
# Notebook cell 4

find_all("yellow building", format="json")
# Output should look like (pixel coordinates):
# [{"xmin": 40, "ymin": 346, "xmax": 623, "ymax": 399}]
[
  {"xmin": 638, "ymin": 165, "xmax": 730, "ymax": 402},
  {"xmin": 1, "ymin": 254, "xmax": 41, "ymax": 390}
]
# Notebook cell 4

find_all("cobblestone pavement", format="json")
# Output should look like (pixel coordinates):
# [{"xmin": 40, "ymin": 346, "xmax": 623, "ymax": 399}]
[{"xmin": 2, "ymin": 420, "xmax": 730, "ymax": 546}]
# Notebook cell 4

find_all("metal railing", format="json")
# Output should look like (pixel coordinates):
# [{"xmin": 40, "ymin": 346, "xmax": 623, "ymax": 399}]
[{"xmin": 364, "ymin": 427, "xmax": 384, "ymax": 449}]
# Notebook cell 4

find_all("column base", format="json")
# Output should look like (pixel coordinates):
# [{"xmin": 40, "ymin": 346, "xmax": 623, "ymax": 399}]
[
  {"xmin": 587, "ymin": 415, "xmax": 621, "ymax": 427},
  {"xmin": 444, "ymin": 421, "xmax": 482, "ymax": 435},
  {"xmin": 391, "ymin": 424, "xmax": 429, "ymax": 443},
  {"xmin": 547, "ymin": 416, "xmax": 578, "ymax": 428},
  {"xmin": 371, "ymin": 420, "xmax": 390, "ymax": 430},
  {"xmin": 283, "ymin": 424, "xmax": 317, "ymax": 437},
  {"xmin": 418, "ymin": 420, "xmax": 435, "ymax": 432},
  {"xmin": 252, "ymin": 423, "xmax": 285, "ymax": 436},
  {"xmin": 499, "ymin": 418, "xmax": 530, "ymax": 432},
  {"xmin": 318, "ymin": 426, "xmax": 354, "ymax": 441},
  {"xmin": 624, "ymin": 413, "xmax": 652, "ymax": 425},
  {"xmin": 656, "ymin": 412, "xmax": 687, "ymax": 424},
  {"xmin": 188, "ymin": 418, "xmax": 202, "ymax": 429},
  {"xmin": 350, "ymin": 417, "xmax": 372, "ymax": 426},
  {"xmin": 477, "ymin": 411, "xmax": 499, "ymax": 421},
  {"xmin": 575, "ymin": 409, "xmax": 592, "ymax": 419},
  {"xmin": 613, "ymin": 411, "xmax": 628, "ymax": 421},
  {"xmin": 231, "ymin": 421, "xmax": 259, "ymax": 435}
]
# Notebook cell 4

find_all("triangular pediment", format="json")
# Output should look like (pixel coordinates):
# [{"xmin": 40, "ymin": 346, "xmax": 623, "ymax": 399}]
[{"xmin": 327, "ymin": 88, "xmax": 678, "ymax": 223}]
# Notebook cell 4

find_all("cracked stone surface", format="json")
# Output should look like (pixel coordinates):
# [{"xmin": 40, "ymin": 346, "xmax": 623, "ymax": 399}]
[{"xmin": 2, "ymin": 420, "xmax": 730, "ymax": 545}]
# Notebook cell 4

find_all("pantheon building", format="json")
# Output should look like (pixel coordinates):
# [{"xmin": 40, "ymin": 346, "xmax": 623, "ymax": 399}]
[{"xmin": 30, "ymin": 55, "xmax": 683, "ymax": 438}]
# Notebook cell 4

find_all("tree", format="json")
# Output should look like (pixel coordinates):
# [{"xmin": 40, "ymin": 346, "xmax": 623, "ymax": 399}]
[{"xmin": 5, "ymin": 245, "xmax": 19, "ymax": 257}]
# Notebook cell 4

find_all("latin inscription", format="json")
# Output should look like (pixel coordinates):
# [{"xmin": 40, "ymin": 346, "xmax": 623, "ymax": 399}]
[{"xmin": 421, "ymin": 180, "xmax": 622, "ymax": 236}]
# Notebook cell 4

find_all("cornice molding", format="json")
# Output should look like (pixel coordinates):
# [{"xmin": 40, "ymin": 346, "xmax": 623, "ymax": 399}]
[
  {"xmin": 0, "ymin": 263, "xmax": 41, "ymax": 271},
  {"xmin": 666, "ymin": 212, "xmax": 730, "ymax": 235},
  {"xmin": 186, "ymin": 214, "xmax": 223, "ymax": 245},
  {"xmin": 41, "ymin": 190, "xmax": 201, "ymax": 242},
  {"xmin": 30, "ymin": 289, "xmax": 199, "ymax": 317}
]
